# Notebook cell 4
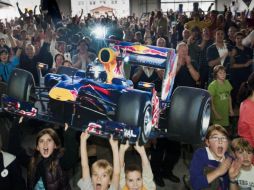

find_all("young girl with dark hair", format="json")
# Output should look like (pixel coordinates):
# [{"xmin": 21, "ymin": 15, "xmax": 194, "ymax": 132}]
[
  {"xmin": 8, "ymin": 118, "xmax": 78, "ymax": 190},
  {"xmin": 237, "ymin": 72, "xmax": 254, "ymax": 148}
]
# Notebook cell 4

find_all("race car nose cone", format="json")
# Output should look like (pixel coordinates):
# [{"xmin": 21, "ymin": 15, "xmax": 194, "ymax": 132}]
[{"xmin": 49, "ymin": 87, "xmax": 77, "ymax": 101}]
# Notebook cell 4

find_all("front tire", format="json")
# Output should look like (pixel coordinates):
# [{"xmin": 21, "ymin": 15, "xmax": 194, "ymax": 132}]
[
  {"xmin": 140, "ymin": 105, "xmax": 152, "ymax": 144},
  {"xmin": 116, "ymin": 91, "xmax": 152, "ymax": 145},
  {"xmin": 7, "ymin": 69, "xmax": 35, "ymax": 102}
]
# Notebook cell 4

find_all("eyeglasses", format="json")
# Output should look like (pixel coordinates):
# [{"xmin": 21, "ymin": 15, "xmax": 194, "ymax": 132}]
[{"xmin": 209, "ymin": 136, "xmax": 228, "ymax": 142}]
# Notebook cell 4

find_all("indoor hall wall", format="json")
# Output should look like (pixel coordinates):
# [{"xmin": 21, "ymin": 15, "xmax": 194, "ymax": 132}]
[
  {"xmin": 130, "ymin": 0, "xmax": 160, "ymax": 17},
  {"xmin": 216, "ymin": 0, "xmax": 254, "ymax": 12},
  {"xmin": 56, "ymin": 0, "xmax": 72, "ymax": 17}
]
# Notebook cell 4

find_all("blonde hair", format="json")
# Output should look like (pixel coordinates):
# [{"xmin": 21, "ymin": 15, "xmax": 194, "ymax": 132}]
[
  {"xmin": 91, "ymin": 159, "xmax": 113, "ymax": 179},
  {"xmin": 176, "ymin": 41, "xmax": 187, "ymax": 52}
]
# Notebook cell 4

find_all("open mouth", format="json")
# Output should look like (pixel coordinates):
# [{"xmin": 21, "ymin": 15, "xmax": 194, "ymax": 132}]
[
  {"xmin": 217, "ymin": 146, "xmax": 223, "ymax": 155},
  {"xmin": 95, "ymin": 183, "xmax": 102, "ymax": 190},
  {"xmin": 242, "ymin": 160, "xmax": 251, "ymax": 164},
  {"xmin": 43, "ymin": 148, "xmax": 49, "ymax": 155}
]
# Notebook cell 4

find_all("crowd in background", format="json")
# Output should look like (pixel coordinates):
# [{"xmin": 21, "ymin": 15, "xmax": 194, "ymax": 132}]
[{"xmin": 1, "ymin": 1, "xmax": 254, "ymax": 189}]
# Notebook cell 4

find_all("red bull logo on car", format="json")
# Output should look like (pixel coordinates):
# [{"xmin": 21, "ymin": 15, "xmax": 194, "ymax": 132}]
[{"xmin": 120, "ymin": 44, "xmax": 168, "ymax": 58}]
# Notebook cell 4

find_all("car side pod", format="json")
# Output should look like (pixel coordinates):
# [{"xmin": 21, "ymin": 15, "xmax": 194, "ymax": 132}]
[{"xmin": 166, "ymin": 86, "xmax": 211, "ymax": 144}]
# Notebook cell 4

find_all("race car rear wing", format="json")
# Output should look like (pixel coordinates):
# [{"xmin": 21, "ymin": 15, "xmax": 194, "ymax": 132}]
[
  {"xmin": 115, "ymin": 41, "xmax": 175, "ymax": 69},
  {"xmin": 98, "ymin": 41, "xmax": 177, "ymax": 102}
]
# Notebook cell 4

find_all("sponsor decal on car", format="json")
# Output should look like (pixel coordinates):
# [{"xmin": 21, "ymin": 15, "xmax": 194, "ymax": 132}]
[
  {"xmin": 123, "ymin": 129, "xmax": 137, "ymax": 138},
  {"xmin": 87, "ymin": 122, "xmax": 103, "ymax": 135},
  {"xmin": 152, "ymin": 90, "xmax": 160, "ymax": 128}
]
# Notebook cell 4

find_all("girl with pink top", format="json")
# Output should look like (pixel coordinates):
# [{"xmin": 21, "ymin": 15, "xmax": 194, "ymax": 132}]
[{"xmin": 238, "ymin": 72, "xmax": 254, "ymax": 150}]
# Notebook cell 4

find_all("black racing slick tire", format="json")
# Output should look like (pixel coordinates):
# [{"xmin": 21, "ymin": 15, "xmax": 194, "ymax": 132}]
[
  {"xmin": 116, "ymin": 91, "xmax": 152, "ymax": 145},
  {"xmin": 7, "ymin": 68, "xmax": 35, "ymax": 102},
  {"xmin": 167, "ymin": 86, "xmax": 211, "ymax": 144}
]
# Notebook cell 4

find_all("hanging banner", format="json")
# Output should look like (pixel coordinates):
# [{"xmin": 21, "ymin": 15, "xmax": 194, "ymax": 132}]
[{"xmin": 242, "ymin": 0, "xmax": 252, "ymax": 7}]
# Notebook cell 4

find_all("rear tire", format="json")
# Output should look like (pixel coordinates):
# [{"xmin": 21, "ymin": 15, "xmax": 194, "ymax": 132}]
[
  {"xmin": 167, "ymin": 86, "xmax": 211, "ymax": 144},
  {"xmin": 7, "ymin": 69, "xmax": 35, "ymax": 102}
]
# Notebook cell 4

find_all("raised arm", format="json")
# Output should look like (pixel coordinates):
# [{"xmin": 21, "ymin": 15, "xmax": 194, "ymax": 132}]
[
  {"xmin": 15, "ymin": 40, "xmax": 26, "ymax": 57},
  {"xmin": 60, "ymin": 124, "xmax": 78, "ymax": 170},
  {"xmin": 133, "ymin": 142, "xmax": 149, "ymax": 167},
  {"xmin": 16, "ymin": 2, "xmax": 25, "ymax": 18},
  {"xmin": 134, "ymin": 142, "xmax": 156, "ymax": 190},
  {"xmin": 185, "ymin": 55, "xmax": 200, "ymax": 82},
  {"xmin": 78, "ymin": 9, "xmax": 84, "ymax": 23},
  {"xmin": 80, "ymin": 131, "xmax": 91, "ymax": 180},
  {"xmin": 207, "ymin": 3, "xmax": 214, "ymax": 12},
  {"xmin": 33, "ymin": 5, "xmax": 37, "ymax": 16},
  {"xmin": 6, "ymin": 26, "xmax": 17, "ymax": 49},
  {"xmin": 228, "ymin": 159, "xmax": 241, "ymax": 190},
  {"xmin": 49, "ymin": 31, "xmax": 60, "ymax": 57},
  {"xmin": 119, "ymin": 141, "xmax": 130, "ymax": 189},
  {"xmin": 109, "ymin": 136, "xmax": 120, "ymax": 190}
]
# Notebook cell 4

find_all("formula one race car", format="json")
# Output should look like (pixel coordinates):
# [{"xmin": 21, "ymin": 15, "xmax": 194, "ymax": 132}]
[{"xmin": 1, "ymin": 41, "xmax": 211, "ymax": 144}]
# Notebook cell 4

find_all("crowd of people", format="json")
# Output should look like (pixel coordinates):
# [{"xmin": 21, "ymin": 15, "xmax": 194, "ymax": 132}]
[{"xmin": 0, "ymin": 1, "xmax": 254, "ymax": 189}]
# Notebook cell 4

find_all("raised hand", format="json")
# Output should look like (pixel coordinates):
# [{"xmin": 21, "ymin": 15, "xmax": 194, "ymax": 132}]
[
  {"xmin": 134, "ymin": 141, "xmax": 145, "ymax": 155},
  {"xmin": 187, "ymin": 35, "xmax": 195, "ymax": 45},
  {"xmin": 120, "ymin": 140, "xmax": 130, "ymax": 152},
  {"xmin": 5, "ymin": 27, "xmax": 12, "ymax": 36},
  {"xmin": 228, "ymin": 159, "xmax": 242, "ymax": 180},
  {"xmin": 216, "ymin": 157, "xmax": 232, "ymax": 176},
  {"xmin": 80, "ymin": 130, "xmax": 90, "ymax": 143},
  {"xmin": 109, "ymin": 135, "xmax": 119, "ymax": 149}
]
